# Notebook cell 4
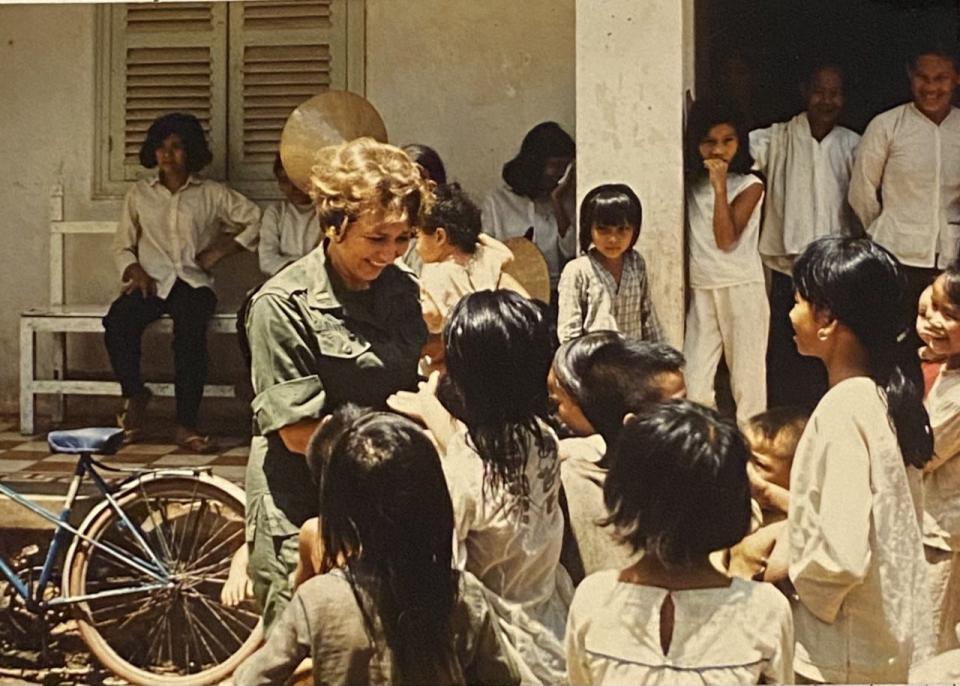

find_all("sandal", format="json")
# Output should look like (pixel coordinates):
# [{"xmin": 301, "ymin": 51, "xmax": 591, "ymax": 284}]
[
  {"xmin": 117, "ymin": 389, "xmax": 152, "ymax": 444},
  {"xmin": 175, "ymin": 431, "xmax": 220, "ymax": 455}
]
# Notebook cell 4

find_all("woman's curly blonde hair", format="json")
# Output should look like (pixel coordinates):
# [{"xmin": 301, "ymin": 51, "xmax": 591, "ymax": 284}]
[{"xmin": 310, "ymin": 137, "xmax": 433, "ymax": 235}]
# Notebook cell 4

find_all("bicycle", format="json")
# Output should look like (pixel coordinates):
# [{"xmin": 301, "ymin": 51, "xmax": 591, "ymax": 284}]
[{"xmin": 0, "ymin": 427, "xmax": 262, "ymax": 685}]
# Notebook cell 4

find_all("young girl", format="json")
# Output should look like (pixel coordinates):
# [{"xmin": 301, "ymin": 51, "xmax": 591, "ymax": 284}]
[
  {"xmin": 416, "ymin": 183, "xmax": 528, "ymax": 337},
  {"xmin": 390, "ymin": 290, "xmax": 571, "ymax": 685},
  {"xmin": 918, "ymin": 263, "xmax": 960, "ymax": 652},
  {"xmin": 557, "ymin": 184, "xmax": 662, "ymax": 343},
  {"xmin": 548, "ymin": 332, "xmax": 685, "ymax": 581},
  {"xmin": 787, "ymin": 235, "xmax": 934, "ymax": 682},
  {"xmin": 683, "ymin": 99, "xmax": 767, "ymax": 426},
  {"xmin": 233, "ymin": 407, "xmax": 520, "ymax": 686},
  {"xmin": 257, "ymin": 152, "xmax": 321, "ymax": 277},
  {"xmin": 565, "ymin": 401, "xmax": 794, "ymax": 685}
]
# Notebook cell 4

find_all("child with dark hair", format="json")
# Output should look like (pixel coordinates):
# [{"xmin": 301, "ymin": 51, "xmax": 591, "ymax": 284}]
[
  {"xmin": 389, "ymin": 290, "xmax": 571, "ymax": 685},
  {"xmin": 400, "ymin": 143, "xmax": 448, "ymax": 276},
  {"xmin": 105, "ymin": 112, "xmax": 261, "ymax": 452},
  {"xmin": 556, "ymin": 184, "xmax": 662, "ymax": 343},
  {"xmin": 416, "ymin": 183, "xmax": 528, "ymax": 338},
  {"xmin": 257, "ymin": 152, "xmax": 320, "ymax": 277},
  {"xmin": 234, "ymin": 407, "xmax": 520, "ymax": 685},
  {"xmin": 787, "ymin": 235, "xmax": 934, "ymax": 681},
  {"xmin": 482, "ymin": 122, "xmax": 577, "ymax": 296},
  {"xmin": 565, "ymin": 401, "xmax": 794, "ymax": 685},
  {"xmin": 683, "ymin": 99, "xmax": 767, "ymax": 427},
  {"xmin": 918, "ymin": 262, "xmax": 960, "ymax": 652},
  {"xmin": 547, "ymin": 332, "xmax": 685, "ymax": 580}
]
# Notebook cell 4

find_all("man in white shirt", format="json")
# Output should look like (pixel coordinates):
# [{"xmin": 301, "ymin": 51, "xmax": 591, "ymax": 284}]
[
  {"xmin": 849, "ymin": 47, "xmax": 960, "ymax": 333},
  {"xmin": 104, "ymin": 113, "xmax": 261, "ymax": 452},
  {"xmin": 750, "ymin": 64, "xmax": 860, "ymax": 409}
]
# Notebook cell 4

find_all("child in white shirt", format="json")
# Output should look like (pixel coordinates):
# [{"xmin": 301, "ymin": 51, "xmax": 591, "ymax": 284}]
[
  {"xmin": 257, "ymin": 153, "xmax": 320, "ymax": 277},
  {"xmin": 683, "ymin": 99, "xmax": 767, "ymax": 426},
  {"xmin": 565, "ymin": 401, "xmax": 794, "ymax": 685}
]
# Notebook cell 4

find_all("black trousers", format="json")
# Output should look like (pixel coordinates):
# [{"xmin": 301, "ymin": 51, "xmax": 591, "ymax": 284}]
[
  {"xmin": 103, "ymin": 279, "xmax": 217, "ymax": 428},
  {"xmin": 766, "ymin": 271, "xmax": 827, "ymax": 412}
]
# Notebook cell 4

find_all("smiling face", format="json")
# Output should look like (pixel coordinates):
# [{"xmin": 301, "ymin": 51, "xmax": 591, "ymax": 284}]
[
  {"xmin": 154, "ymin": 134, "xmax": 188, "ymax": 177},
  {"xmin": 924, "ymin": 275, "xmax": 960, "ymax": 358},
  {"xmin": 806, "ymin": 66, "xmax": 844, "ymax": 131},
  {"xmin": 698, "ymin": 123, "xmax": 739, "ymax": 163},
  {"xmin": 326, "ymin": 210, "xmax": 413, "ymax": 289},
  {"xmin": 911, "ymin": 53, "xmax": 960, "ymax": 123}
]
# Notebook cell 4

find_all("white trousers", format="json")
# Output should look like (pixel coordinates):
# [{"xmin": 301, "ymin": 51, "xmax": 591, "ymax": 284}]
[{"xmin": 684, "ymin": 283, "xmax": 769, "ymax": 426}]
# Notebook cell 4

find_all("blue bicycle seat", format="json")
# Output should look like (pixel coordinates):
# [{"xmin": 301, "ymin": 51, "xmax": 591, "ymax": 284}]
[{"xmin": 47, "ymin": 428, "xmax": 125, "ymax": 455}]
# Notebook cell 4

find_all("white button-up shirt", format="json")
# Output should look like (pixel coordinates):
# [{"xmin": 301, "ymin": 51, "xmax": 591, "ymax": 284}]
[
  {"xmin": 257, "ymin": 200, "xmax": 320, "ymax": 277},
  {"xmin": 114, "ymin": 175, "xmax": 262, "ymax": 299},
  {"xmin": 750, "ymin": 113, "xmax": 861, "ymax": 274},
  {"xmin": 849, "ymin": 103, "xmax": 960, "ymax": 269}
]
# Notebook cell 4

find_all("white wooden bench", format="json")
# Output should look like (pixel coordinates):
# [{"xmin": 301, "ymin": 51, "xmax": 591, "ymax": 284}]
[{"xmin": 20, "ymin": 221, "xmax": 239, "ymax": 435}]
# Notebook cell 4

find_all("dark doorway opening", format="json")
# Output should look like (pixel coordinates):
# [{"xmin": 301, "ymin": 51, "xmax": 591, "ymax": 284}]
[{"xmin": 695, "ymin": 0, "xmax": 959, "ymax": 131}]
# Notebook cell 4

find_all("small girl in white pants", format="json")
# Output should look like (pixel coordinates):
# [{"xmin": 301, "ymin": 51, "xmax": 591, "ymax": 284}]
[{"xmin": 683, "ymin": 99, "xmax": 767, "ymax": 426}]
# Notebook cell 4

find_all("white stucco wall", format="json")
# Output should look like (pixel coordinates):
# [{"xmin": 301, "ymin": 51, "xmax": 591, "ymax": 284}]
[
  {"xmin": 576, "ymin": 0, "xmax": 693, "ymax": 346},
  {"xmin": 0, "ymin": 1, "xmax": 576, "ymax": 417}
]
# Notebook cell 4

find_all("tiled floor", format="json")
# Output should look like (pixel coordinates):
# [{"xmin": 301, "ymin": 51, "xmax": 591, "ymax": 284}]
[{"xmin": 0, "ymin": 418, "xmax": 251, "ymax": 487}]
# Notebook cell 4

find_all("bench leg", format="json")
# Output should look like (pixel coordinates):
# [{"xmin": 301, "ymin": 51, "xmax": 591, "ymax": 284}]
[
  {"xmin": 19, "ymin": 320, "xmax": 35, "ymax": 436},
  {"xmin": 51, "ymin": 331, "xmax": 66, "ymax": 425}
]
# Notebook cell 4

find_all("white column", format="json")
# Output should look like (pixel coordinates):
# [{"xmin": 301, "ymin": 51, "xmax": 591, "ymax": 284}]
[{"xmin": 576, "ymin": 0, "xmax": 694, "ymax": 346}]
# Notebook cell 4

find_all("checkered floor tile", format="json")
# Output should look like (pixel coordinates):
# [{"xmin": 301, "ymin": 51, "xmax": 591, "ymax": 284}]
[{"xmin": 0, "ymin": 417, "xmax": 250, "ymax": 488}]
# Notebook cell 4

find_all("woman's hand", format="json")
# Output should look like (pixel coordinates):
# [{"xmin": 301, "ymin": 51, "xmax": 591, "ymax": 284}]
[{"xmin": 703, "ymin": 157, "xmax": 729, "ymax": 190}]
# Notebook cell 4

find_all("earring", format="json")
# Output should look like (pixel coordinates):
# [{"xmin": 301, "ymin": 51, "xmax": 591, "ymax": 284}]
[
  {"xmin": 325, "ymin": 226, "xmax": 338, "ymax": 239},
  {"xmin": 817, "ymin": 330, "xmax": 829, "ymax": 341}
]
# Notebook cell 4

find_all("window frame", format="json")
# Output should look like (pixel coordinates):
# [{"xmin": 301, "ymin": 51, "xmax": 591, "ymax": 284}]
[{"xmin": 93, "ymin": 1, "xmax": 366, "ymax": 201}]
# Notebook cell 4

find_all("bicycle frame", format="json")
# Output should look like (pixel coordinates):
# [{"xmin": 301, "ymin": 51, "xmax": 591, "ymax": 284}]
[{"xmin": 0, "ymin": 453, "xmax": 174, "ymax": 613}]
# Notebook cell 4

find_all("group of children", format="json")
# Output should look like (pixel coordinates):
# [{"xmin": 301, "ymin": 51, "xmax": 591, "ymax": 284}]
[{"xmin": 111, "ymin": 47, "xmax": 960, "ymax": 681}]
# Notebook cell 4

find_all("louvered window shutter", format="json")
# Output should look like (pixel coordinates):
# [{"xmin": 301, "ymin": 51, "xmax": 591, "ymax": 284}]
[
  {"xmin": 108, "ymin": 2, "xmax": 228, "ymax": 182},
  {"xmin": 227, "ymin": 0, "xmax": 348, "ymax": 185}
]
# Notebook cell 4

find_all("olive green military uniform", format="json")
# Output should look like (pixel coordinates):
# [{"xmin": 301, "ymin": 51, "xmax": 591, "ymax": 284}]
[{"xmin": 244, "ymin": 245, "xmax": 426, "ymax": 631}]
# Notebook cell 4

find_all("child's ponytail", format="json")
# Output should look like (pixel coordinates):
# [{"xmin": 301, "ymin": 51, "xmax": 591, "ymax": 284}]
[{"xmin": 793, "ymin": 236, "xmax": 933, "ymax": 468}]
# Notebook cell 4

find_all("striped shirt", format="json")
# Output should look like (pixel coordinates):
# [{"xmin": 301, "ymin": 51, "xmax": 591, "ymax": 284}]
[{"xmin": 557, "ymin": 248, "xmax": 662, "ymax": 343}]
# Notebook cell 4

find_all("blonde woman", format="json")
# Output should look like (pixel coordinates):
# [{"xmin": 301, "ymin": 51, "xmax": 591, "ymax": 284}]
[{"xmin": 243, "ymin": 138, "xmax": 431, "ymax": 630}]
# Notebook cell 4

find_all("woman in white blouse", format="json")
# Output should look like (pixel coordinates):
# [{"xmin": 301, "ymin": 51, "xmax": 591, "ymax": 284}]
[{"xmin": 786, "ymin": 235, "xmax": 935, "ymax": 682}]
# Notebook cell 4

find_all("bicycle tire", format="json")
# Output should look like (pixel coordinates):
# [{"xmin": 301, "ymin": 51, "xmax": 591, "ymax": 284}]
[{"xmin": 62, "ymin": 473, "xmax": 262, "ymax": 686}]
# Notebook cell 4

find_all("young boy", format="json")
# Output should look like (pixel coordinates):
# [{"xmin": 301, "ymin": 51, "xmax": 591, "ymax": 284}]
[{"xmin": 257, "ymin": 153, "xmax": 321, "ymax": 277}]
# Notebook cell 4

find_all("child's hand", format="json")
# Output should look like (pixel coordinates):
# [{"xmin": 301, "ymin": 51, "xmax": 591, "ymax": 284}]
[
  {"xmin": 747, "ymin": 461, "xmax": 790, "ymax": 514},
  {"xmin": 387, "ymin": 371, "xmax": 458, "ymax": 452},
  {"xmin": 703, "ymin": 158, "xmax": 729, "ymax": 189}
]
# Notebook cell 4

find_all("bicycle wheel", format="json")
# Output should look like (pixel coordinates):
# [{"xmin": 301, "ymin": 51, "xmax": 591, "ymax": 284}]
[{"xmin": 63, "ymin": 473, "xmax": 262, "ymax": 686}]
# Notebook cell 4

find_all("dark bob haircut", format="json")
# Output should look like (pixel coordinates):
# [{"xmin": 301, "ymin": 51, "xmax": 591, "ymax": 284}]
[
  {"xmin": 940, "ymin": 258, "xmax": 960, "ymax": 312},
  {"xmin": 138, "ymin": 112, "xmax": 213, "ymax": 172},
  {"xmin": 552, "ymin": 333, "xmax": 685, "ymax": 449},
  {"xmin": 603, "ymin": 400, "xmax": 752, "ymax": 566},
  {"xmin": 578, "ymin": 184, "xmax": 643, "ymax": 254},
  {"xmin": 502, "ymin": 122, "xmax": 575, "ymax": 199},
  {"xmin": 421, "ymin": 183, "xmax": 482, "ymax": 254},
  {"xmin": 793, "ymin": 236, "xmax": 932, "ymax": 468},
  {"xmin": 683, "ymin": 98, "xmax": 754, "ymax": 178},
  {"xmin": 402, "ymin": 144, "xmax": 448, "ymax": 185}
]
